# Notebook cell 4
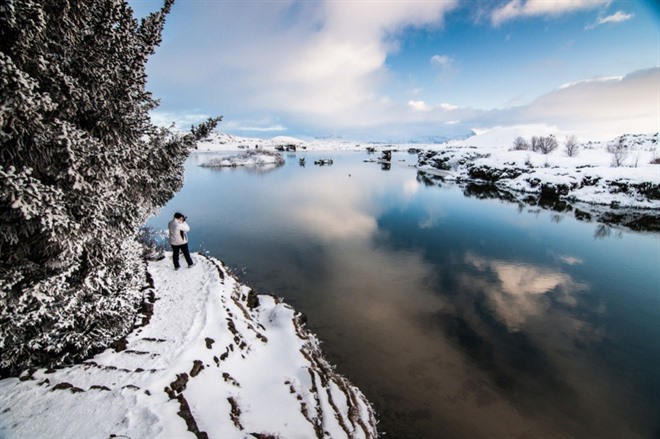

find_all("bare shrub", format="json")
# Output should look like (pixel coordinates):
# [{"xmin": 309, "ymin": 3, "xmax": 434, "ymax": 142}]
[
  {"xmin": 512, "ymin": 136, "xmax": 529, "ymax": 150},
  {"xmin": 607, "ymin": 137, "xmax": 629, "ymax": 167},
  {"xmin": 531, "ymin": 136, "xmax": 541, "ymax": 152},
  {"xmin": 538, "ymin": 135, "xmax": 558, "ymax": 154},
  {"xmin": 564, "ymin": 135, "xmax": 579, "ymax": 157},
  {"xmin": 651, "ymin": 151, "xmax": 660, "ymax": 165}
]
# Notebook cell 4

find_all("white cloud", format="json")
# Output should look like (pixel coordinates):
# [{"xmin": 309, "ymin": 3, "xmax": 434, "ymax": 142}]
[
  {"xmin": 585, "ymin": 10, "xmax": 634, "ymax": 29},
  {"xmin": 149, "ymin": 111, "xmax": 212, "ymax": 129},
  {"xmin": 514, "ymin": 67, "xmax": 660, "ymax": 138},
  {"xmin": 492, "ymin": 0, "xmax": 611, "ymax": 26},
  {"xmin": 151, "ymin": 0, "xmax": 459, "ymax": 129},
  {"xmin": 558, "ymin": 76, "xmax": 624, "ymax": 89},
  {"xmin": 408, "ymin": 100, "xmax": 433, "ymax": 112},
  {"xmin": 596, "ymin": 10, "xmax": 634, "ymax": 24},
  {"xmin": 431, "ymin": 54, "xmax": 454, "ymax": 67},
  {"xmin": 231, "ymin": 124, "xmax": 287, "ymax": 133},
  {"xmin": 408, "ymin": 100, "xmax": 458, "ymax": 113},
  {"xmin": 150, "ymin": 111, "xmax": 288, "ymax": 133},
  {"xmin": 471, "ymin": 67, "xmax": 660, "ymax": 141},
  {"xmin": 273, "ymin": 1, "xmax": 458, "ymax": 119},
  {"xmin": 325, "ymin": 66, "xmax": 658, "ymax": 141}
]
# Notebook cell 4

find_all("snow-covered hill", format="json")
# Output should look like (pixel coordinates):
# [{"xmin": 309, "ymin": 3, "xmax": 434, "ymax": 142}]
[{"xmin": 0, "ymin": 255, "xmax": 378, "ymax": 438}]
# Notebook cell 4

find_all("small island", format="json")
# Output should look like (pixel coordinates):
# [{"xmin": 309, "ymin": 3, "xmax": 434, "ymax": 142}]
[{"xmin": 200, "ymin": 150, "xmax": 285, "ymax": 170}]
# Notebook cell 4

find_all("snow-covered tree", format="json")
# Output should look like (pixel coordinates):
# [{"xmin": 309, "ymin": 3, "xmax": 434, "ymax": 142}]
[
  {"xmin": 538, "ymin": 135, "xmax": 558, "ymax": 154},
  {"xmin": 0, "ymin": 0, "xmax": 220, "ymax": 375},
  {"xmin": 530, "ymin": 136, "xmax": 541, "ymax": 152},
  {"xmin": 529, "ymin": 135, "xmax": 558, "ymax": 154},
  {"xmin": 607, "ymin": 136, "xmax": 629, "ymax": 167},
  {"xmin": 512, "ymin": 136, "xmax": 529, "ymax": 150},
  {"xmin": 564, "ymin": 135, "xmax": 579, "ymax": 157}
]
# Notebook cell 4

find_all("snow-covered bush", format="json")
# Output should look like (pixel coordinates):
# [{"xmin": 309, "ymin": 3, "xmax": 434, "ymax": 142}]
[
  {"xmin": 137, "ymin": 226, "xmax": 169, "ymax": 261},
  {"xmin": 529, "ymin": 135, "xmax": 558, "ymax": 154},
  {"xmin": 564, "ymin": 135, "xmax": 579, "ymax": 157},
  {"xmin": 512, "ymin": 136, "xmax": 530, "ymax": 151},
  {"xmin": 607, "ymin": 137, "xmax": 629, "ymax": 167},
  {"xmin": 538, "ymin": 135, "xmax": 558, "ymax": 154},
  {"xmin": 0, "ymin": 0, "xmax": 220, "ymax": 375},
  {"xmin": 651, "ymin": 152, "xmax": 660, "ymax": 165}
]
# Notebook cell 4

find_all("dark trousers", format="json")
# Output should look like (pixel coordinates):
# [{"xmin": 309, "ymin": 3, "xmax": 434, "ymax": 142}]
[{"xmin": 172, "ymin": 243, "xmax": 193, "ymax": 268}]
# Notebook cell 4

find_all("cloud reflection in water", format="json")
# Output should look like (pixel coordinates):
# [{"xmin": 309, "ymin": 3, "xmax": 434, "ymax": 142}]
[{"xmin": 465, "ymin": 253, "xmax": 588, "ymax": 331}]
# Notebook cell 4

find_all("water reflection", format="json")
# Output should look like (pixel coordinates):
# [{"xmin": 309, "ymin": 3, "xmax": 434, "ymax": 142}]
[
  {"xmin": 430, "ymin": 250, "xmax": 657, "ymax": 439},
  {"xmin": 418, "ymin": 171, "xmax": 660, "ymax": 233},
  {"xmin": 464, "ymin": 254, "xmax": 588, "ymax": 330},
  {"xmin": 149, "ymin": 152, "xmax": 660, "ymax": 439},
  {"xmin": 594, "ymin": 224, "xmax": 623, "ymax": 240}
]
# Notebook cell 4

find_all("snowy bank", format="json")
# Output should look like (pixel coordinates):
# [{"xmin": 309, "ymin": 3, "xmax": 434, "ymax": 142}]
[
  {"xmin": 0, "ymin": 254, "xmax": 378, "ymax": 438},
  {"xmin": 415, "ymin": 132, "xmax": 660, "ymax": 229}
]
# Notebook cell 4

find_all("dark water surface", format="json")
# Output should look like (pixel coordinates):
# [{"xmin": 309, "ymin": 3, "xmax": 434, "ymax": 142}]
[{"xmin": 148, "ymin": 151, "xmax": 660, "ymax": 439}]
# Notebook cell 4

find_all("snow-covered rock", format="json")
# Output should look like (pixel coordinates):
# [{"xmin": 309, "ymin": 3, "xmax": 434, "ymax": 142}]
[{"xmin": 0, "ymin": 255, "xmax": 378, "ymax": 438}]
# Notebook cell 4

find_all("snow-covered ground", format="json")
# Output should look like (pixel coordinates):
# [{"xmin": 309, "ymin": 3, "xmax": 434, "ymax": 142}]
[
  {"xmin": 0, "ymin": 254, "xmax": 377, "ymax": 438},
  {"xmin": 195, "ymin": 132, "xmax": 365, "ymax": 152},
  {"xmin": 417, "ymin": 130, "xmax": 659, "ymax": 209}
]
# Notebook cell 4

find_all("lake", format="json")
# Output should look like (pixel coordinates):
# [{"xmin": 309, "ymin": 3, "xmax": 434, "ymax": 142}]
[{"xmin": 148, "ymin": 151, "xmax": 660, "ymax": 439}]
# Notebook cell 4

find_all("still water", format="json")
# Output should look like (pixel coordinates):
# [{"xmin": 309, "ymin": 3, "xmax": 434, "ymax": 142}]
[{"xmin": 148, "ymin": 151, "xmax": 660, "ymax": 439}]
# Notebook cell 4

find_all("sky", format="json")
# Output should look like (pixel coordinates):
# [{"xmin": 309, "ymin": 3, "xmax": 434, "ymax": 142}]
[{"xmin": 128, "ymin": 0, "xmax": 660, "ymax": 142}]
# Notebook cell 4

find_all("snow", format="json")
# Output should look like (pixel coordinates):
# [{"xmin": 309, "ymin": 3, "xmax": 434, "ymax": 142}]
[
  {"xmin": 417, "ymin": 131, "xmax": 660, "ymax": 209},
  {"xmin": 0, "ymin": 254, "xmax": 377, "ymax": 438},
  {"xmin": 195, "ymin": 132, "xmax": 364, "ymax": 152}
]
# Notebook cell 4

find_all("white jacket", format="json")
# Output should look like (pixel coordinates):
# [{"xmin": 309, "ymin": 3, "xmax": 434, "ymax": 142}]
[{"xmin": 168, "ymin": 219, "xmax": 190, "ymax": 246}]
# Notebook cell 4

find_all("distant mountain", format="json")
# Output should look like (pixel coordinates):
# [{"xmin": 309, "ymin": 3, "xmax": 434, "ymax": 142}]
[
  {"xmin": 356, "ymin": 130, "xmax": 476, "ymax": 145},
  {"xmin": 403, "ymin": 131, "xmax": 476, "ymax": 144}
]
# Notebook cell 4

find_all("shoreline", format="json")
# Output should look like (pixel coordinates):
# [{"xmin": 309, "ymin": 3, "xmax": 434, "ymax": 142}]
[
  {"xmin": 191, "ymin": 130, "xmax": 660, "ymax": 232},
  {"xmin": 0, "ymin": 254, "xmax": 378, "ymax": 438}
]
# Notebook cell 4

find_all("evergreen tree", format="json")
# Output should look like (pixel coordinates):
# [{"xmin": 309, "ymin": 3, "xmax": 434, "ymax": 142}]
[{"xmin": 0, "ymin": 0, "xmax": 220, "ymax": 375}]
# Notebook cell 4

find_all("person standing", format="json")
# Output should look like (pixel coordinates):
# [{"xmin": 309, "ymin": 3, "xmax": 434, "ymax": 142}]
[{"xmin": 168, "ymin": 212, "xmax": 195, "ymax": 270}]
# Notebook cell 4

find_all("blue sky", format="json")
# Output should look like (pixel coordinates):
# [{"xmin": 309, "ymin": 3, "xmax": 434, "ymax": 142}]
[{"xmin": 129, "ymin": 0, "xmax": 659, "ymax": 141}]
